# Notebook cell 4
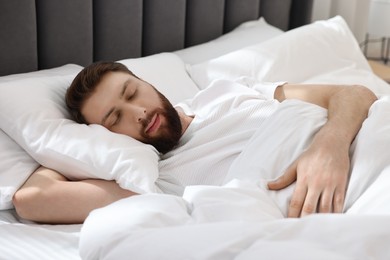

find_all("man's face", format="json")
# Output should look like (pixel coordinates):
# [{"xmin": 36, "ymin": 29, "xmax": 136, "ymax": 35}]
[{"xmin": 81, "ymin": 71, "xmax": 182, "ymax": 154}]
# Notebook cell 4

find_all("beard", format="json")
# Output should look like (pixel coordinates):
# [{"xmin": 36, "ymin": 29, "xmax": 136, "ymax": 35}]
[{"xmin": 140, "ymin": 91, "xmax": 182, "ymax": 154}]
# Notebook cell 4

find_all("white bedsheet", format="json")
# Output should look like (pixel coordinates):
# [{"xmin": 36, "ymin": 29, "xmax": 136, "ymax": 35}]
[
  {"xmin": 79, "ymin": 96, "xmax": 390, "ymax": 260},
  {"xmin": 0, "ymin": 210, "xmax": 81, "ymax": 260}
]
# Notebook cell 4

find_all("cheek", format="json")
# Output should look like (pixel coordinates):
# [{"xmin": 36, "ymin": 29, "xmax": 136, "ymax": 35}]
[{"xmin": 146, "ymin": 88, "xmax": 162, "ymax": 104}]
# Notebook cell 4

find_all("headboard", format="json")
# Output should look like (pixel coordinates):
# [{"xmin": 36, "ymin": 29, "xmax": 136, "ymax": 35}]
[{"xmin": 0, "ymin": 0, "xmax": 313, "ymax": 76}]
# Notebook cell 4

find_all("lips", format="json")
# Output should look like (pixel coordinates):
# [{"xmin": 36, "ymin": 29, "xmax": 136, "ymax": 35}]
[{"xmin": 145, "ymin": 113, "xmax": 161, "ymax": 134}]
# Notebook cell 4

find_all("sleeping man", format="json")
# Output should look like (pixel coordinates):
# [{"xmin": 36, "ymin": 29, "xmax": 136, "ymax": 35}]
[{"xmin": 12, "ymin": 61, "xmax": 377, "ymax": 224}]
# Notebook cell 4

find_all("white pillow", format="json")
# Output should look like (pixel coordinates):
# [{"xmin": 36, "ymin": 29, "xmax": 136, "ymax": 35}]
[
  {"xmin": 187, "ymin": 16, "xmax": 390, "ymax": 95},
  {"xmin": 174, "ymin": 17, "xmax": 284, "ymax": 65},
  {"xmin": 0, "ymin": 53, "xmax": 199, "ymax": 197},
  {"xmin": 0, "ymin": 130, "xmax": 39, "ymax": 210},
  {"xmin": 0, "ymin": 64, "xmax": 83, "ymax": 83},
  {"xmin": 0, "ymin": 64, "xmax": 81, "ymax": 210}
]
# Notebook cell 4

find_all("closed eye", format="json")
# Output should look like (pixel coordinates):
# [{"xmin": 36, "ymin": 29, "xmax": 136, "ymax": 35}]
[{"xmin": 126, "ymin": 88, "xmax": 137, "ymax": 101}]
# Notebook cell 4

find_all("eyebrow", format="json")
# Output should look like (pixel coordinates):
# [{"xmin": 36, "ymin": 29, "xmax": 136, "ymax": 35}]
[{"xmin": 101, "ymin": 79, "xmax": 130, "ymax": 126}]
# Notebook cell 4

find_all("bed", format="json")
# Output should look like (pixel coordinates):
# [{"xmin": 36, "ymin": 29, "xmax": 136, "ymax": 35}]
[{"xmin": 1, "ymin": 0, "xmax": 390, "ymax": 259}]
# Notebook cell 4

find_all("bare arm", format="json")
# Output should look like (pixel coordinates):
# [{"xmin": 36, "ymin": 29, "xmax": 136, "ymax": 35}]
[
  {"xmin": 13, "ymin": 166, "xmax": 137, "ymax": 224},
  {"xmin": 268, "ymin": 84, "xmax": 377, "ymax": 217}
]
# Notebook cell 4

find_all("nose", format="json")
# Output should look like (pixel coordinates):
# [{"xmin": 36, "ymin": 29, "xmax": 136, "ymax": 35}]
[{"xmin": 137, "ymin": 109, "xmax": 147, "ymax": 122}]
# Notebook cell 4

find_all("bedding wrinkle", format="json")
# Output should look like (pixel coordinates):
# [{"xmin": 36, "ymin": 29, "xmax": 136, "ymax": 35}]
[
  {"xmin": 226, "ymin": 99, "xmax": 329, "ymax": 216},
  {"xmin": 344, "ymin": 96, "xmax": 390, "ymax": 212},
  {"xmin": 158, "ymin": 80, "xmax": 281, "ymax": 195}
]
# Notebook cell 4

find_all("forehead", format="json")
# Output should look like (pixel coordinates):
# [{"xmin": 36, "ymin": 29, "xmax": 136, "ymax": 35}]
[{"xmin": 98, "ymin": 71, "xmax": 134, "ymax": 89}]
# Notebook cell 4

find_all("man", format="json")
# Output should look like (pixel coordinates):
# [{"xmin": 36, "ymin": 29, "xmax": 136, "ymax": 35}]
[{"xmin": 13, "ymin": 62, "xmax": 377, "ymax": 224}]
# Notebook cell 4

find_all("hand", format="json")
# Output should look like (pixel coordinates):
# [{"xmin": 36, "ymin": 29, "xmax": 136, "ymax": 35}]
[{"xmin": 267, "ymin": 142, "xmax": 350, "ymax": 218}]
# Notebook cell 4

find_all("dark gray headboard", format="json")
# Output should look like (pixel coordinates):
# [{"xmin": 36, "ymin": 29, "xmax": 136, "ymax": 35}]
[{"xmin": 0, "ymin": 0, "xmax": 313, "ymax": 76}]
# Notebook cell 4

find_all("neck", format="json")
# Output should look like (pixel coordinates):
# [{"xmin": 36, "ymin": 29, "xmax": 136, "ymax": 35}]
[{"xmin": 176, "ymin": 109, "xmax": 193, "ymax": 135}]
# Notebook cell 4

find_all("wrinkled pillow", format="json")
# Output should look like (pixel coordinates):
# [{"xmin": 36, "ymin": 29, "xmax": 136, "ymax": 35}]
[
  {"xmin": 0, "ymin": 74, "xmax": 160, "ymax": 194},
  {"xmin": 187, "ymin": 16, "xmax": 390, "ymax": 95}
]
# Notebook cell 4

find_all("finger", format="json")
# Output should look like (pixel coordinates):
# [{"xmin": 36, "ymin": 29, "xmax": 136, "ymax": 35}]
[
  {"xmin": 333, "ymin": 187, "xmax": 346, "ymax": 213},
  {"xmin": 267, "ymin": 164, "xmax": 297, "ymax": 190},
  {"xmin": 300, "ymin": 189, "xmax": 321, "ymax": 217},
  {"xmin": 287, "ymin": 184, "xmax": 307, "ymax": 218},
  {"xmin": 318, "ymin": 190, "xmax": 334, "ymax": 213}
]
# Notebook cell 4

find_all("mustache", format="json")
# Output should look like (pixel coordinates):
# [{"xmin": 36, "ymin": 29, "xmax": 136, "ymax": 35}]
[{"xmin": 140, "ymin": 108, "xmax": 163, "ymax": 134}]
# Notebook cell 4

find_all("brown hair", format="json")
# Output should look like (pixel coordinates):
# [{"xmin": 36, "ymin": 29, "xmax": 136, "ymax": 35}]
[{"xmin": 65, "ymin": 61, "xmax": 136, "ymax": 124}]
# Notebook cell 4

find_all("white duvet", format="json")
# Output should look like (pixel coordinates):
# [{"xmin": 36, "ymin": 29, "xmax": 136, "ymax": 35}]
[
  {"xmin": 80, "ymin": 17, "xmax": 390, "ymax": 259},
  {"xmin": 79, "ymin": 95, "xmax": 390, "ymax": 260}
]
